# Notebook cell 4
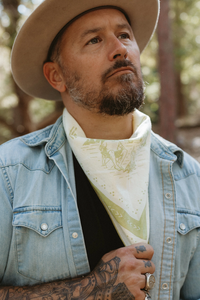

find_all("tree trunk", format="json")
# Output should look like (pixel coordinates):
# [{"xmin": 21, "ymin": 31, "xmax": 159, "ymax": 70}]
[
  {"xmin": 175, "ymin": 71, "xmax": 186, "ymax": 117},
  {"xmin": 173, "ymin": 0, "xmax": 187, "ymax": 118},
  {"xmin": 157, "ymin": 0, "xmax": 177, "ymax": 143}
]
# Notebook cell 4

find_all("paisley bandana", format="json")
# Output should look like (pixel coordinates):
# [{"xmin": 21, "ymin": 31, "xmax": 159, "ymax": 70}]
[{"xmin": 63, "ymin": 108, "xmax": 151, "ymax": 245}]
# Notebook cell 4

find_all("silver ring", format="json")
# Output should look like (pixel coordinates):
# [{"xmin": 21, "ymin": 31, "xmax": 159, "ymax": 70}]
[
  {"xmin": 144, "ymin": 291, "xmax": 151, "ymax": 300},
  {"xmin": 145, "ymin": 273, "xmax": 155, "ymax": 290}
]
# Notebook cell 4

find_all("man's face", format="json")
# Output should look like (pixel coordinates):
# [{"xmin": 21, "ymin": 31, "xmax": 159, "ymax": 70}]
[{"xmin": 58, "ymin": 8, "xmax": 144, "ymax": 116}]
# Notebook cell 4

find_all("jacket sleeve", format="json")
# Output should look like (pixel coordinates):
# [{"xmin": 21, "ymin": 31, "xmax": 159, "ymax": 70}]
[{"xmin": 0, "ymin": 163, "xmax": 13, "ymax": 283}]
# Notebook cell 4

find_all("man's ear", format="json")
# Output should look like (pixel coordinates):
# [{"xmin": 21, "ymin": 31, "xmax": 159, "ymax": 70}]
[{"xmin": 43, "ymin": 62, "xmax": 66, "ymax": 93}]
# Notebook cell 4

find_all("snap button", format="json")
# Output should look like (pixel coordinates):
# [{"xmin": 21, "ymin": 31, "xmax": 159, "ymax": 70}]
[
  {"xmin": 41, "ymin": 223, "xmax": 48, "ymax": 231},
  {"xmin": 180, "ymin": 223, "xmax": 186, "ymax": 231},
  {"xmin": 162, "ymin": 283, "xmax": 169, "ymax": 290},
  {"xmin": 72, "ymin": 232, "xmax": 78, "ymax": 239},
  {"xmin": 165, "ymin": 193, "xmax": 171, "ymax": 199},
  {"xmin": 166, "ymin": 237, "xmax": 172, "ymax": 244}
]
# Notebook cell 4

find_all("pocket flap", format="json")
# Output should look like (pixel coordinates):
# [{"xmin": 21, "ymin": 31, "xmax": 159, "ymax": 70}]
[
  {"xmin": 177, "ymin": 211, "xmax": 200, "ymax": 235},
  {"xmin": 12, "ymin": 207, "xmax": 62, "ymax": 237}
]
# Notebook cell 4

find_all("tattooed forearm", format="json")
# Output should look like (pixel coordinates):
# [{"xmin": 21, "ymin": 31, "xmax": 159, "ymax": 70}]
[
  {"xmin": 0, "ymin": 257, "xmax": 135, "ymax": 300},
  {"xmin": 135, "ymin": 245, "xmax": 146, "ymax": 254}
]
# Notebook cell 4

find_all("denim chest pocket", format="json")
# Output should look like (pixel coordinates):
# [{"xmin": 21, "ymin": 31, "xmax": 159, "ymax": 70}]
[
  {"xmin": 177, "ymin": 211, "xmax": 200, "ymax": 235},
  {"xmin": 174, "ymin": 211, "xmax": 200, "ymax": 283},
  {"xmin": 12, "ymin": 207, "xmax": 70, "ymax": 283}
]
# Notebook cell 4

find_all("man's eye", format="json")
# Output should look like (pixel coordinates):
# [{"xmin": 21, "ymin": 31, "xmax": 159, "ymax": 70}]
[
  {"xmin": 118, "ymin": 33, "xmax": 130, "ymax": 39},
  {"xmin": 87, "ymin": 37, "xmax": 101, "ymax": 45}
]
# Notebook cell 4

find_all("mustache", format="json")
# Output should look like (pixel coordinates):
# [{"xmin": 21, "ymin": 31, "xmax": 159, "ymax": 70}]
[{"xmin": 101, "ymin": 59, "xmax": 138, "ymax": 83}]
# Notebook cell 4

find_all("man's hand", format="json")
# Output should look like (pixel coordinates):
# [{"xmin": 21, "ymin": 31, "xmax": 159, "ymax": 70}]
[
  {"xmin": 90, "ymin": 243, "xmax": 155, "ymax": 299},
  {"xmin": 0, "ymin": 243, "xmax": 155, "ymax": 300}
]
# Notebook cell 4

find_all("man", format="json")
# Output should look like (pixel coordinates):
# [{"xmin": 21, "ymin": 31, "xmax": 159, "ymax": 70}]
[{"xmin": 0, "ymin": 0, "xmax": 200, "ymax": 299}]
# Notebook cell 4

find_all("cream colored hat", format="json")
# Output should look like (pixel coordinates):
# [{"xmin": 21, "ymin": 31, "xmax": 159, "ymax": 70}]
[{"xmin": 11, "ymin": 0, "xmax": 160, "ymax": 101}]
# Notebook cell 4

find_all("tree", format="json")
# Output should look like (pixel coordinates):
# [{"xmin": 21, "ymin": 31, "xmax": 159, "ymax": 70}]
[
  {"xmin": 0, "ymin": 0, "xmax": 63, "ymax": 143},
  {"xmin": 157, "ymin": 0, "xmax": 177, "ymax": 143}
]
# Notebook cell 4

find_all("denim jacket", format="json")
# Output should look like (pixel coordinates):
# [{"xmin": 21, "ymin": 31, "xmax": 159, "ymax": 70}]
[{"xmin": 0, "ymin": 116, "xmax": 200, "ymax": 300}]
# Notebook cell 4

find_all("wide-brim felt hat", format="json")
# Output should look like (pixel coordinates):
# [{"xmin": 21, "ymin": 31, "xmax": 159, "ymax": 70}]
[{"xmin": 11, "ymin": 0, "xmax": 160, "ymax": 101}]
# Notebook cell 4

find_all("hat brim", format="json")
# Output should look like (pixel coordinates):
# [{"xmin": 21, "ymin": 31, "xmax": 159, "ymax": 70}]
[{"xmin": 11, "ymin": 0, "xmax": 160, "ymax": 101}]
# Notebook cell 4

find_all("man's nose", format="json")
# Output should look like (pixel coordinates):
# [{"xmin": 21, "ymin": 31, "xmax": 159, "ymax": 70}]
[{"xmin": 108, "ymin": 37, "xmax": 128, "ymax": 61}]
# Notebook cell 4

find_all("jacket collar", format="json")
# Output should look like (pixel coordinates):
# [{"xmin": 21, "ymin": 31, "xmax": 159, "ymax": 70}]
[
  {"xmin": 151, "ymin": 131, "xmax": 184, "ymax": 168},
  {"xmin": 20, "ymin": 116, "xmax": 66, "ymax": 157},
  {"xmin": 21, "ymin": 116, "xmax": 184, "ymax": 167}
]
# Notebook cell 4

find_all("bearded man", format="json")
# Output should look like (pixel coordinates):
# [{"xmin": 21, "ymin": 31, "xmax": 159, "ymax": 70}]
[{"xmin": 0, "ymin": 0, "xmax": 200, "ymax": 299}]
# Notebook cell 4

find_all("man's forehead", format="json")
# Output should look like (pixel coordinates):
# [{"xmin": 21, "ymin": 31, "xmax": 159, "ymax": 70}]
[
  {"xmin": 67, "ymin": 6, "xmax": 130, "ymax": 28},
  {"xmin": 69, "ymin": 7, "xmax": 130, "ymax": 27},
  {"xmin": 63, "ymin": 8, "xmax": 131, "ymax": 39},
  {"xmin": 46, "ymin": 7, "xmax": 131, "ymax": 62}
]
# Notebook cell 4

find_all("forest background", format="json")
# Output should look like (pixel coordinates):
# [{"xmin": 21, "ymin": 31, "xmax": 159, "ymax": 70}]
[{"xmin": 0, "ymin": 0, "xmax": 200, "ymax": 162}]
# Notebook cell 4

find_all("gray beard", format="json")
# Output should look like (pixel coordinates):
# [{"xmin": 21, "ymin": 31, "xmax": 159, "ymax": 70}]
[{"xmin": 62, "ymin": 61, "xmax": 145, "ymax": 116}]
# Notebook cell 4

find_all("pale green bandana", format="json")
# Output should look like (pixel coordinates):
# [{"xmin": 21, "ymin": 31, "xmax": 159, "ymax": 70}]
[{"xmin": 63, "ymin": 108, "xmax": 151, "ymax": 246}]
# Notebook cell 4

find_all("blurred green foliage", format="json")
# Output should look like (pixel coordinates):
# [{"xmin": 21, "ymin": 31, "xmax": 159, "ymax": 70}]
[{"xmin": 141, "ymin": 0, "xmax": 200, "ymax": 122}]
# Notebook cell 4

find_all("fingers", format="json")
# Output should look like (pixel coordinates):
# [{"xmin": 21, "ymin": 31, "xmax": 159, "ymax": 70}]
[
  {"xmin": 142, "ymin": 290, "xmax": 150, "ymax": 300},
  {"xmin": 132, "ymin": 243, "xmax": 154, "ymax": 260},
  {"xmin": 140, "ymin": 259, "xmax": 155, "ymax": 275},
  {"xmin": 102, "ymin": 243, "xmax": 155, "ymax": 274},
  {"xmin": 104, "ymin": 243, "xmax": 154, "ymax": 261},
  {"xmin": 128, "ymin": 276, "xmax": 152, "ymax": 300},
  {"xmin": 99, "ymin": 243, "xmax": 155, "ymax": 299}
]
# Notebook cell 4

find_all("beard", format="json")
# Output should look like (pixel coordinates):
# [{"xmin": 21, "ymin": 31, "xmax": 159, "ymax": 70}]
[{"xmin": 61, "ymin": 59, "xmax": 144, "ymax": 116}]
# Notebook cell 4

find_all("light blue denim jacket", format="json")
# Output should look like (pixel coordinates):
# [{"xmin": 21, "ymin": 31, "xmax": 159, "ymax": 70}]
[{"xmin": 0, "ymin": 116, "xmax": 200, "ymax": 300}]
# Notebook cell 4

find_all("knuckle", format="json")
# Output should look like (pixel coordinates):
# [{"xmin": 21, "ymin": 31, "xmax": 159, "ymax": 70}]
[
  {"xmin": 119, "ymin": 257, "xmax": 139, "ymax": 273},
  {"xmin": 117, "ymin": 245, "xmax": 132, "ymax": 257},
  {"xmin": 146, "ymin": 244, "xmax": 154, "ymax": 257},
  {"xmin": 101, "ymin": 250, "xmax": 113, "ymax": 261}
]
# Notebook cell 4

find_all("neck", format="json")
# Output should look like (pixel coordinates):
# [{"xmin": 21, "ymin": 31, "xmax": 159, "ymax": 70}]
[{"xmin": 63, "ymin": 97, "xmax": 134, "ymax": 140}]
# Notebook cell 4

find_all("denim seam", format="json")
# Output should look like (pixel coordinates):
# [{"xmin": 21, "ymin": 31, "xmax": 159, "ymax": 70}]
[
  {"xmin": 20, "ymin": 127, "xmax": 52, "ymax": 145},
  {"xmin": 13, "ymin": 207, "xmax": 62, "ymax": 213},
  {"xmin": 0, "ymin": 162, "xmax": 54, "ymax": 174},
  {"xmin": 45, "ymin": 123, "xmax": 66, "ymax": 157},
  {"xmin": 188, "ymin": 229, "xmax": 200, "ymax": 262},
  {"xmin": 13, "ymin": 224, "xmax": 62, "ymax": 237},
  {"xmin": 158, "ymin": 160, "xmax": 166, "ymax": 300},
  {"xmin": 150, "ymin": 133, "xmax": 178, "ymax": 161},
  {"xmin": 1, "ymin": 167, "xmax": 14, "ymax": 205},
  {"xmin": 0, "ymin": 214, "xmax": 14, "ymax": 284},
  {"xmin": 150, "ymin": 146, "xmax": 174, "ymax": 162},
  {"xmin": 178, "ymin": 226, "xmax": 200, "ymax": 235},
  {"xmin": 196, "ymin": 229, "xmax": 200, "ymax": 246},
  {"xmin": 177, "ymin": 209, "xmax": 200, "ymax": 217},
  {"xmin": 47, "ymin": 139, "xmax": 66, "ymax": 157},
  {"xmin": 168, "ymin": 162, "xmax": 176, "ymax": 300},
  {"xmin": 174, "ymin": 172, "xmax": 196, "ymax": 181}
]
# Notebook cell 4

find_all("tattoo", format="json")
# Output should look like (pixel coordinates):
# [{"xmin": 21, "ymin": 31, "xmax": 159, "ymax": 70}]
[
  {"xmin": 135, "ymin": 245, "xmax": 146, "ymax": 254},
  {"xmin": 143, "ymin": 260, "xmax": 152, "ymax": 268},
  {"xmin": 112, "ymin": 283, "xmax": 135, "ymax": 300},
  {"xmin": 0, "ymin": 257, "xmax": 135, "ymax": 300}
]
